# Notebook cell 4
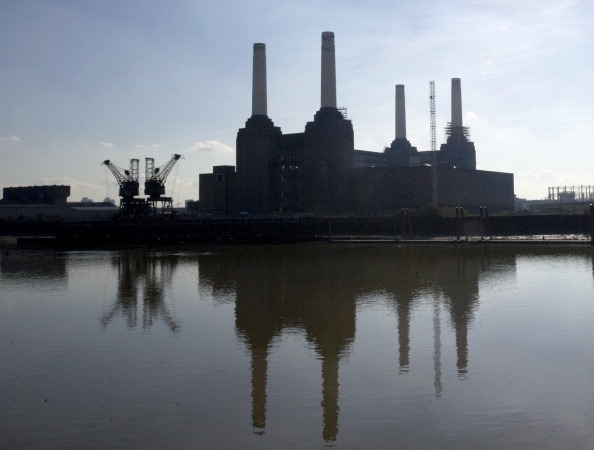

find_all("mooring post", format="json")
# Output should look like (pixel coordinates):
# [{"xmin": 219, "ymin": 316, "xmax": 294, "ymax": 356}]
[
  {"xmin": 463, "ymin": 208, "xmax": 468, "ymax": 241},
  {"xmin": 485, "ymin": 206, "xmax": 492, "ymax": 240},
  {"xmin": 407, "ymin": 209, "xmax": 413, "ymax": 239},
  {"xmin": 455, "ymin": 207, "xmax": 461, "ymax": 241},
  {"xmin": 479, "ymin": 206, "xmax": 485, "ymax": 241},
  {"xmin": 590, "ymin": 204, "xmax": 594, "ymax": 245}
]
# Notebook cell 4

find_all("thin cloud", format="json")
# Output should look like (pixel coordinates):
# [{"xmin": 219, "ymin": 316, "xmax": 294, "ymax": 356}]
[
  {"xmin": 1, "ymin": 136, "xmax": 22, "ymax": 143},
  {"xmin": 134, "ymin": 143, "xmax": 164, "ymax": 149},
  {"xmin": 101, "ymin": 142, "xmax": 114, "ymax": 148},
  {"xmin": 187, "ymin": 140, "xmax": 233, "ymax": 155},
  {"xmin": 464, "ymin": 112, "xmax": 478, "ymax": 123}
]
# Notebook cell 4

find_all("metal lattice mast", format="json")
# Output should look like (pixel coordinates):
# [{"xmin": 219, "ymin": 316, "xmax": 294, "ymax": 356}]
[
  {"xmin": 145, "ymin": 158, "xmax": 155, "ymax": 184},
  {"xmin": 430, "ymin": 81, "xmax": 438, "ymax": 207},
  {"xmin": 130, "ymin": 159, "xmax": 140, "ymax": 185},
  {"xmin": 430, "ymin": 81, "xmax": 436, "ymax": 152}
]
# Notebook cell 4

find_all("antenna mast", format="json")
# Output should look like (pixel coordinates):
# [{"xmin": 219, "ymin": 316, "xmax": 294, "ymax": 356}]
[
  {"xmin": 430, "ymin": 81, "xmax": 438, "ymax": 207},
  {"xmin": 430, "ymin": 81, "xmax": 436, "ymax": 152}
]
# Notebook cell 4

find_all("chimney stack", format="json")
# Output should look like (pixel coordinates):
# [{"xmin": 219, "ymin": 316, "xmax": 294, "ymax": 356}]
[
  {"xmin": 320, "ymin": 32, "xmax": 337, "ymax": 109},
  {"xmin": 395, "ymin": 84, "xmax": 406, "ymax": 139},
  {"xmin": 252, "ymin": 43, "xmax": 267, "ymax": 116},
  {"xmin": 451, "ymin": 78, "xmax": 463, "ymax": 127}
]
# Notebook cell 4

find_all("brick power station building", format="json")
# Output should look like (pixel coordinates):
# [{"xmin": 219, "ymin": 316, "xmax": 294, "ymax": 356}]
[{"xmin": 199, "ymin": 32, "xmax": 514, "ymax": 216}]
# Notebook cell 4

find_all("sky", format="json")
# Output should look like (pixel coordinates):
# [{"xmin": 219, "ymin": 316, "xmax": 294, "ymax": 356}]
[{"xmin": 1, "ymin": 0, "xmax": 592, "ymax": 203}]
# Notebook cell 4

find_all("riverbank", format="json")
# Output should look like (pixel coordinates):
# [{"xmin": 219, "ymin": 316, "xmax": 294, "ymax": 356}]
[{"xmin": 0, "ymin": 212, "xmax": 592, "ymax": 248}]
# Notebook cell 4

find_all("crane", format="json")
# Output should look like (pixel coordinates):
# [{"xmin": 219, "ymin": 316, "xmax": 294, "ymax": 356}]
[
  {"xmin": 102, "ymin": 158, "xmax": 149, "ymax": 217},
  {"xmin": 102, "ymin": 158, "xmax": 140, "ymax": 201},
  {"xmin": 144, "ymin": 154, "xmax": 182, "ymax": 215}
]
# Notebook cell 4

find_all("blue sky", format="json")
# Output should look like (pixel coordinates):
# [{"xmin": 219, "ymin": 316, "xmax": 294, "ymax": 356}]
[{"xmin": 1, "ymin": 0, "xmax": 592, "ymax": 203}]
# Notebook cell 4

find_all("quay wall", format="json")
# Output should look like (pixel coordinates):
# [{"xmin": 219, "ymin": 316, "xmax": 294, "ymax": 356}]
[{"xmin": 0, "ymin": 213, "xmax": 592, "ymax": 246}]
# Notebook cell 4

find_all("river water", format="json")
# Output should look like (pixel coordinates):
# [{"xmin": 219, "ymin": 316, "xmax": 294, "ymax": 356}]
[{"xmin": 1, "ymin": 243, "xmax": 594, "ymax": 449}]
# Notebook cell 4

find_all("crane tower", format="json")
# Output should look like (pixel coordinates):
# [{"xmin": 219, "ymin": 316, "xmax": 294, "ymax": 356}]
[
  {"xmin": 102, "ymin": 158, "xmax": 139, "ymax": 200},
  {"xmin": 102, "ymin": 158, "xmax": 150, "ymax": 217},
  {"xmin": 144, "ymin": 154, "xmax": 182, "ymax": 215}
]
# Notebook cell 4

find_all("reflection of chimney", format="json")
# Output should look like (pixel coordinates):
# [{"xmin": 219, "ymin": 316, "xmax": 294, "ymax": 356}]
[
  {"xmin": 252, "ymin": 43, "xmax": 267, "ymax": 116},
  {"xmin": 321, "ymin": 357, "xmax": 339, "ymax": 442},
  {"xmin": 251, "ymin": 347, "xmax": 268, "ymax": 434},
  {"xmin": 455, "ymin": 318, "xmax": 468, "ymax": 377},
  {"xmin": 397, "ymin": 301, "xmax": 410, "ymax": 372},
  {"xmin": 321, "ymin": 32, "xmax": 337, "ymax": 108},
  {"xmin": 395, "ymin": 84, "xmax": 406, "ymax": 139},
  {"xmin": 433, "ymin": 294, "xmax": 442, "ymax": 397},
  {"xmin": 451, "ymin": 78, "xmax": 463, "ymax": 127}
]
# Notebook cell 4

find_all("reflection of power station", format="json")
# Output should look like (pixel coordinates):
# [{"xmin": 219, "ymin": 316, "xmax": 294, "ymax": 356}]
[
  {"xmin": 228, "ymin": 248, "xmax": 355, "ymax": 443},
  {"xmin": 199, "ymin": 32, "xmax": 514, "ymax": 215},
  {"xmin": 196, "ymin": 245, "xmax": 498, "ymax": 442}
]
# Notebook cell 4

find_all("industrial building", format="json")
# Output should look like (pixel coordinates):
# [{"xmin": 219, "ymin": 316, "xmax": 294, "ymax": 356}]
[
  {"xmin": 1, "ymin": 185, "xmax": 71, "ymax": 205},
  {"xmin": 200, "ymin": 32, "xmax": 514, "ymax": 215},
  {"xmin": 0, "ymin": 185, "xmax": 119, "ymax": 221}
]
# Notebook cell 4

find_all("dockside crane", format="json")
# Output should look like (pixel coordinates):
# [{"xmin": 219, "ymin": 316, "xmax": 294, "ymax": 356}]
[
  {"xmin": 102, "ymin": 158, "xmax": 149, "ymax": 217},
  {"xmin": 144, "ymin": 154, "xmax": 182, "ymax": 215}
]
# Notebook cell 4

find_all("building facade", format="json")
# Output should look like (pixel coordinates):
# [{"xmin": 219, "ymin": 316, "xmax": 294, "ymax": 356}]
[{"xmin": 199, "ymin": 32, "xmax": 514, "ymax": 216}]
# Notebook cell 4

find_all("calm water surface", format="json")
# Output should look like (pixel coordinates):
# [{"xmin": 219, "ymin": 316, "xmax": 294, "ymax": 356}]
[{"xmin": 1, "ymin": 243, "xmax": 594, "ymax": 449}]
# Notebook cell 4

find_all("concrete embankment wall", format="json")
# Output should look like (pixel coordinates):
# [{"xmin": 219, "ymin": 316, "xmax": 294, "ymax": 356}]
[
  {"xmin": 1, "ymin": 213, "xmax": 592, "ymax": 247},
  {"xmin": 326, "ymin": 214, "xmax": 590, "ymax": 237}
]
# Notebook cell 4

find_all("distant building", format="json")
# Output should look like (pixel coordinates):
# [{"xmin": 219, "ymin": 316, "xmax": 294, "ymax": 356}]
[
  {"xmin": 0, "ymin": 185, "xmax": 118, "ymax": 221},
  {"xmin": 516, "ymin": 186, "xmax": 594, "ymax": 212},
  {"xmin": 199, "ymin": 33, "xmax": 514, "ymax": 215},
  {"xmin": 1, "ymin": 185, "xmax": 70, "ymax": 205}
]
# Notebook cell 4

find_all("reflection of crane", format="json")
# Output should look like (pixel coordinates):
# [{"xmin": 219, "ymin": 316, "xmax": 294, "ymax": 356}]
[
  {"xmin": 102, "ymin": 158, "xmax": 150, "ymax": 217},
  {"xmin": 144, "ymin": 154, "xmax": 182, "ymax": 215},
  {"xmin": 101, "ymin": 251, "xmax": 180, "ymax": 333}
]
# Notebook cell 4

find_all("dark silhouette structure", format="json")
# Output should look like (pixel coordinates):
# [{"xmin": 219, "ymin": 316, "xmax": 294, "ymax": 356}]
[
  {"xmin": 203, "ymin": 32, "xmax": 515, "ymax": 215},
  {"xmin": 1, "ymin": 185, "xmax": 70, "ymax": 205}
]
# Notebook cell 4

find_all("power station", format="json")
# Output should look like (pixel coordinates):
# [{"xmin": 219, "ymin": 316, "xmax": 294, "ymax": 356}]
[{"xmin": 199, "ymin": 32, "xmax": 514, "ymax": 215}]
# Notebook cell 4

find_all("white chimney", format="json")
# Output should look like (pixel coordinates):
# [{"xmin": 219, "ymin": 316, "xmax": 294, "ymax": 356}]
[
  {"xmin": 395, "ymin": 84, "xmax": 406, "ymax": 139},
  {"xmin": 252, "ymin": 43, "xmax": 267, "ymax": 116},
  {"xmin": 320, "ymin": 32, "xmax": 337, "ymax": 108},
  {"xmin": 451, "ymin": 78, "xmax": 463, "ymax": 127}
]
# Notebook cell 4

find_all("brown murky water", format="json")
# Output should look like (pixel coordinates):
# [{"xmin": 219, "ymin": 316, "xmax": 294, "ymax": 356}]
[{"xmin": 2, "ymin": 243, "xmax": 594, "ymax": 448}]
